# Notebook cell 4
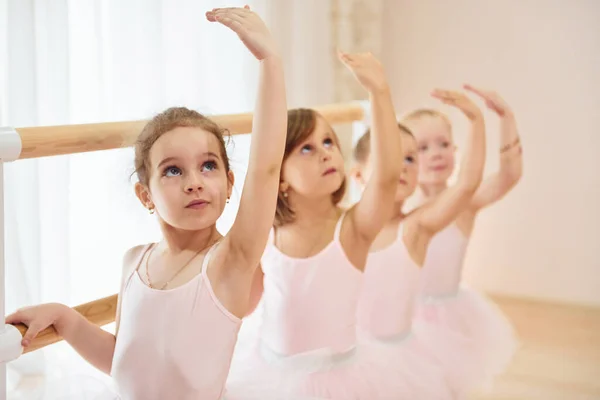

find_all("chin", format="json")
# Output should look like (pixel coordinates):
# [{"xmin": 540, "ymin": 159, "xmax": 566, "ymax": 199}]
[{"xmin": 169, "ymin": 213, "xmax": 220, "ymax": 231}]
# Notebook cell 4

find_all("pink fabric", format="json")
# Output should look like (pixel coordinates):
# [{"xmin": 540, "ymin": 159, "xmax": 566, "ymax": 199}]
[
  {"xmin": 111, "ymin": 242, "xmax": 242, "ymax": 400},
  {"xmin": 259, "ymin": 214, "xmax": 363, "ymax": 356},
  {"xmin": 415, "ymin": 224, "xmax": 518, "ymax": 394},
  {"xmin": 357, "ymin": 223, "xmax": 420, "ymax": 338},
  {"xmin": 420, "ymin": 224, "xmax": 468, "ymax": 297},
  {"xmin": 356, "ymin": 222, "xmax": 453, "ymax": 399}
]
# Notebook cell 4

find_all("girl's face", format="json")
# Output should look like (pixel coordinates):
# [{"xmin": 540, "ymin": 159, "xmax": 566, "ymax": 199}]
[
  {"xmin": 353, "ymin": 133, "xmax": 419, "ymax": 202},
  {"xmin": 280, "ymin": 116, "xmax": 345, "ymax": 200},
  {"xmin": 136, "ymin": 127, "xmax": 233, "ymax": 230},
  {"xmin": 409, "ymin": 116, "xmax": 456, "ymax": 186}
]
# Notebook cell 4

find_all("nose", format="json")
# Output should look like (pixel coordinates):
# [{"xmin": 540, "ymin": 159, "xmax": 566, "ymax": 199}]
[
  {"xmin": 429, "ymin": 150, "xmax": 443, "ymax": 161},
  {"xmin": 319, "ymin": 147, "xmax": 332, "ymax": 162},
  {"xmin": 184, "ymin": 172, "xmax": 204, "ymax": 193}
]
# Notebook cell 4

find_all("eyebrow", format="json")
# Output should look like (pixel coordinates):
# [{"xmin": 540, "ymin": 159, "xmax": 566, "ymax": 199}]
[{"xmin": 157, "ymin": 152, "xmax": 220, "ymax": 169}]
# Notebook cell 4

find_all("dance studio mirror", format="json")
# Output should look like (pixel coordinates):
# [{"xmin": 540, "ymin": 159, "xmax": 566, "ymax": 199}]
[{"xmin": 1, "ymin": 1, "xmax": 598, "ymax": 399}]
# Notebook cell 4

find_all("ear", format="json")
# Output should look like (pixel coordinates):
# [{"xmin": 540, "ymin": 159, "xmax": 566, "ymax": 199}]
[
  {"xmin": 227, "ymin": 170, "xmax": 235, "ymax": 199},
  {"xmin": 279, "ymin": 181, "xmax": 289, "ymax": 195},
  {"xmin": 350, "ymin": 164, "xmax": 366, "ymax": 186},
  {"xmin": 135, "ymin": 182, "xmax": 153, "ymax": 210}
]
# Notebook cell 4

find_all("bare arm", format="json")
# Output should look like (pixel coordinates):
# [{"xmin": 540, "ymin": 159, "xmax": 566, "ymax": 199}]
[
  {"xmin": 465, "ymin": 86, "xmax": 523, "ymax": 211},
  {"xmin": 245, "ymin": 265, "xmax": 264, "ymax": 316},
  {"xmin": 4, "ymin": 245, "xmax": 144, "ymax": 375},
  {"xmin": 207, "ymin": 8, "xmax": 286, "ymax": 270},
  {"xmin": 418, "ymin": 90, "xmax": 486, "ymax": 234},
  {"xmin": 340, "ymin": 52, "xmax": 403, "ymax": 244}
]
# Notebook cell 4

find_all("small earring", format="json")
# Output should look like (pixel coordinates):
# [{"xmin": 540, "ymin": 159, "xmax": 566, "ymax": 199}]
[
  {"xmin": 148, "ymin": 207, "xmax": 155, "ymax": 214},
  {"xmin": 226, "ymin": 197, "xmax": 230, "ymax": 204},
  {"xmin": 282, "ymin": 192, "xmax": 288, "ymax": 198}
]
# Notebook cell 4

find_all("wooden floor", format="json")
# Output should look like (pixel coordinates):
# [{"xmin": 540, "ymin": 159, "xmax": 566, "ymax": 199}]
[
  {"xmin": 9, "ymin": 296, "xmax": 600, "ymax": 399},
  {"xmin": 470, "ymin": 296, "xmax": 600, "ymax": 400}
]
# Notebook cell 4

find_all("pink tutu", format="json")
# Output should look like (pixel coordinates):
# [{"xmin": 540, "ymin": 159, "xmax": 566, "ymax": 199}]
[
  {"xmin": 415, "ymin": 285, "xmax": 518, "ymax": 394},
  {"xmin": 228, "ymin": 315, "xmax": 436, "ymax": 399},
  {"xmin": 356, "ymin": 329, "xmax": 454, "ymax": 399}
]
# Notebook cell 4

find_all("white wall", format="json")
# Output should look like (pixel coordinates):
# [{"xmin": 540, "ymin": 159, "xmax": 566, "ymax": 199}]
[{"xmin": 382, "ymin": 0, "xmax": 600, "ymax": 306}]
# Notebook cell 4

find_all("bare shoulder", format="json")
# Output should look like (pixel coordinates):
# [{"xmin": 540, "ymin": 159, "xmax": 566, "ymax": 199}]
[{"xmin": 121, "ymin": 244, "xmax": 148, "ymax": 281}]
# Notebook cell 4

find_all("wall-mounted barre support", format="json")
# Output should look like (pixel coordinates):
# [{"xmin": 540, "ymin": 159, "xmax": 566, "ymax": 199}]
[{"xmin": 0, "ymin": 127, "xmax": 24, "ymax": 400}]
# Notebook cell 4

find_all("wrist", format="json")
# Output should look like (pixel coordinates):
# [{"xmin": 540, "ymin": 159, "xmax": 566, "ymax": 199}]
[
  {"xmin": 368, "ymin": 83, "xmax": 392, "ymax": 98},
  {"xmin": 54, "ymin": 304, "xmax": 79, "ymax": 336},
  {"xmin": 468, "ymin": 111, "xmax": 485, "ymax": 123},
  {"xmin": 259, "ymin": 54, "xmax": 283, "ymax": 65},
  {"xmin": 500, "ymin": 109, "xmax": 515, "ymax": 120}
]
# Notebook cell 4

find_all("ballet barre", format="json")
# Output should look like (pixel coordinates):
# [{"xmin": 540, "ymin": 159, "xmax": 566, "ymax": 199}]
[{"xmin": 0, "ymin": 101, "xmax": 367, "ymax": 399}]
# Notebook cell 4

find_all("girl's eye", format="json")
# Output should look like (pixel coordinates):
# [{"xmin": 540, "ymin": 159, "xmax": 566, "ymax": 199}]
[
  {"xmin": 201, "ymin": 161, "xmax": 217, "ymax": 172},
  {"xmin": 405, "ymin": 156, "xmax": 415, "ymax": 164},
  {"xmin": 323, "ymin": 138, "xmax": 334, "ymax": 147},
  {"xmin": 300, "ymin": 144, "xmax": 313, "ymax": 154},
  {"xmin": 164, "ymin": 166, "xmax": 182, "ymax": 177}
]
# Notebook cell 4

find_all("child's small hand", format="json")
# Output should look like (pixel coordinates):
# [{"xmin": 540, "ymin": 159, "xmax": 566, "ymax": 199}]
[
  {"xmin": 338, "ymin": 51, "xmax": 389, "ymax": 93},
  {"xmin": 464, "ymin": 84, "xmax": 512, "ymax": 117},
  {"xmin": 5, "ymin": 303, "xmax": 67, "ymax": 347},
  {"xmin": 206, "ymin": 6, "xmax": 278, "ymax": 61},
  {"xmin": 431, "ymin": 89, "xmax": 483, "ymax": 121}
]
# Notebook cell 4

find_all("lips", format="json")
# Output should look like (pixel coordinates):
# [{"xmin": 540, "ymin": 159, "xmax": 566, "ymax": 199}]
[
  {"xmin": 399, "ymin": 179, "xmax": 407, "ymax": 185},
  {"xmin": 186, "ymin": 199, "xmax": 208, "ymax": 209},
  {"xmin": 322, "ymin": 167, "xmax": 337, "ymax": 176},
  {"xmin": 430, "ymin": 165, "xmax": 447, "ymax": 172}
]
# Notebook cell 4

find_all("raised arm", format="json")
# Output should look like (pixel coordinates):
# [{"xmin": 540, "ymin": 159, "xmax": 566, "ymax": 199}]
[
  {"xmin": 340, "ymin": 52, "xmax": 403, "ymax": 244},
  {"xmin": 464, "ymin": 85, "xmax": 523, "ymax": 211},
  {"xmin": 417, "ymin": 89, "xmax": 486, "ymax": 234},
  {"xmin": 207, "ymin": 7, "xmax": 286, "ymax": 269}
]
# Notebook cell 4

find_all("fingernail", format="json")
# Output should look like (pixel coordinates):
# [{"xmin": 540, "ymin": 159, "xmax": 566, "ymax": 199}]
[{"xmin": 22, "ymin": 340, "xmax": 29, "ymax": 347}]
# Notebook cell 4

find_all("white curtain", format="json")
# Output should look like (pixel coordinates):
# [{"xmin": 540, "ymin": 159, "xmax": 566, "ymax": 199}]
[
  {"xmin": 1, "ymin": 0, "xmax": 262, "ymax": 396},
  {"xmin": 1, "ymin": 0, "xmax": 359, "ymax": 397}
]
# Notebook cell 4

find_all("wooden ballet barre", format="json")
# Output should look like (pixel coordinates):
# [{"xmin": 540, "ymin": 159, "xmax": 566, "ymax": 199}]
[
  {"xmin": 15, "ymin": 102, "xmax": 365, "ymax": 160},
  {"xmin": 12, "ymin": 294, "xmax": 118, "ymax": 354},
  {"xmin": 7, "ymin": 101, "xmax": 366, "ymax": 354}
]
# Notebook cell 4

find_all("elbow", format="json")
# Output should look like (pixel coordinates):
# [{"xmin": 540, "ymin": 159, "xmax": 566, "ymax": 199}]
[{"xmin": 459, "ymin": 172, "xmax": 484, "ymax": 195}]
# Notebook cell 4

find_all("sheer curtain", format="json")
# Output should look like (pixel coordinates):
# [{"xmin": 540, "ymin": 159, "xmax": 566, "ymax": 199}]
[{"xmin": 2, "ymin": 0, "xmax": 261, "ymax": 395}]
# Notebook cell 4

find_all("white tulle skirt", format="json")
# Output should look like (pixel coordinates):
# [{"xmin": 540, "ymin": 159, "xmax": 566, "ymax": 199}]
[
  {"xmin": 227, "ymin": 308, "xmax": 452, "ymax": 399},
  {"xmin": 414, "ymin": 285, "xmax": 519, "ymax": 394}
]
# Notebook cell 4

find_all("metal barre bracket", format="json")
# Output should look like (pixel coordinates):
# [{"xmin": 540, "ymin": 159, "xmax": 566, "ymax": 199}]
[{"xmin": 0, "ymin": 127, "xmax": 22, "ymax": 162}]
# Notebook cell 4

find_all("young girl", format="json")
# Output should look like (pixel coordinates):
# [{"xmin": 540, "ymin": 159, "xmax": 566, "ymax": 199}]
[
  {"xmin": 405, "ymin": 85, "xmax": 522, "ymax": 389},
  {"xmin": 227, "ymin": 52, "xmax": 406, "ymax": 399},
  {"xmin": 352, "ymin": 89, "xmax": 487, "ymax": 398},
  {"xmin": 6, "ymin": 7, "xmax": 289, "ymax": 400}
]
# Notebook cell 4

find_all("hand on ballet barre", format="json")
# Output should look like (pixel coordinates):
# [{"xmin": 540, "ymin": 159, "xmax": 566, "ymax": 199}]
[
  {"xmin": 431, "ymin": 89, "xmax": 483, "ymax": 121},
  {"xmin": 206, "ymin": 5, "xmax": 279, "ymax": 61},
  {"xmin": 338, "ymin": 50, "xmax": 390, "ymax": 94},
  {"xmin": 464, "ymin": 84, "xmax": 513, "ymax": 118},
  {"xmin": 5, "ymin": 303, "xmax": 67, "ymax": 348}
]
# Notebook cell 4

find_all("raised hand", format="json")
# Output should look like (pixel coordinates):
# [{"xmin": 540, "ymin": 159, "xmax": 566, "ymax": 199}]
[
  {"xmin": 5, "ymin": 303, "xmax": 67, "ymax": 347},
  {"xmin": 464, "ymin": 85, "xmax": 512, "ymax": 117},
  {"xmin": 338, "ymin": 51, "xmax": 389, "ymax": 93},
  {"xmin": 431, "ymin": 89, "xmax": 483, "ymax": 121},
  {"xmin": 206, "ymin": 6, "xmax": 278, "ymax": 61}
]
